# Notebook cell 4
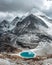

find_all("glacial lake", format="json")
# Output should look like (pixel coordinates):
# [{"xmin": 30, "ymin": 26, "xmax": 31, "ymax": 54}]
[{"xmin": 20, "ymin": 51, "xmax": 36, "ymax": 59}]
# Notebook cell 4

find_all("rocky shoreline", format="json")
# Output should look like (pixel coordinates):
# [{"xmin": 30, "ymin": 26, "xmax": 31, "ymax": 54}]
[{"xmin": 0, "ymin": 49, "xmax": 52, "ymax": 65}]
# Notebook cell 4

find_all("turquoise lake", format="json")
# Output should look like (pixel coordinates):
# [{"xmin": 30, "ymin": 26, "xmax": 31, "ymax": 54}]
[{"xmin": 20, "ymin": 51, "xmax": 36, "ymax": 58}]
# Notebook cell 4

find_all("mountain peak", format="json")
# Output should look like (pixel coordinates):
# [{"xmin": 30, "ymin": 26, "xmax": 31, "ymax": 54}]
[
  {"xmin": 27, "ymin": 14, "xmax": 35, "ymax": 18},
  {"xmin": 13, "ymin": 16, "xmax": 19, "ymax": 21},
  {"xmin": 0, "ymin": 20, "xmax": 10, "ymax": 29},
  {"xmin": 1, "ymin": 20, "xmax": 8, "ymax": 24},
  {"xmin": 19, "ymin": 13, "xmax": 48, "ymax": 28},
  {"xmin": 13, "ymin": 13, "xmax": 48, "ymax": 36},
  {"xmin": 11, "ymin": 16, "xmax": 19, "ymax": 25}
]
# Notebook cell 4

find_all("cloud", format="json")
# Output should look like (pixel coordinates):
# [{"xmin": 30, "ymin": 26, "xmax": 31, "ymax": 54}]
[
  {"xmin": 41, "ymin": 0, "xmax": 52, "ymax": 17},
  {"xmin": 0, "ymin": 0, "xmax": 45, "ymax": 21},
  {"xmin": 0, "ymin": 0, "xmax": 52, "ymax": 21},
  {"xmin": 0, "ymin": 12, "xmax": 14, "ymax": 21},
  {"xmin": 0, "ymin": 0, "xmax": 44, "ymax": 12},
  {"xmin": 0, "ymin": 12, "xmax": 24, "ymax": 22}
]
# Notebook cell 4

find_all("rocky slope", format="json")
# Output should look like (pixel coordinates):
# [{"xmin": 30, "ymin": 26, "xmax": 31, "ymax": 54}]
[{"xmin": 12, "ymin": 14, "xmax": 52, "ymax": 49}]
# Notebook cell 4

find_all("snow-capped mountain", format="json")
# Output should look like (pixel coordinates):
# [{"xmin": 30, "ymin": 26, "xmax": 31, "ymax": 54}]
[
  {"xmin": 11, "ymin": 12, "xmax": 52, "ymax": 49},
  {"xmin": 13, "ymin": 14, "xmax": 48, "ymax": 35},
  {"xmin": 0, "ymin": 8, "xmax": 52, "ymax": 49}
]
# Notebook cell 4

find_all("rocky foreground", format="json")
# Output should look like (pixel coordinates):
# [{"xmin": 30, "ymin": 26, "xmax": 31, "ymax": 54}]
[{"xmin": 0, "ymin": 49, "xmax": 52, "ymax": 65}]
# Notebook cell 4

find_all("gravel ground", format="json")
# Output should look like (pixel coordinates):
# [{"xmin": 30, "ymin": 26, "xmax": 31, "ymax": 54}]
[{"xmin": 0, "ymin": 53, "xmax": 52, "ymax": 65}]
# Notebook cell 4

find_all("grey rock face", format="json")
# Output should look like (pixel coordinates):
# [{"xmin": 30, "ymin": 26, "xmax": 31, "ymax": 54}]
[
  {"xmin": 12, "ymin": 14, "xmax": 52, "ymax": 49},
  {"xmin": 14, "ymin": 14, "xmax": 48, "ymax": 35}
]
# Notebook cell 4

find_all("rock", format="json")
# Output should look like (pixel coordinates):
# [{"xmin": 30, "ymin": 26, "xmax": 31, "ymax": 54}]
[
  {"xmin": 43, "ymin": 59, "xmax": 52, "ymax": 65},
  {"xmin": 0, "ymin": 59, "xmax": 17, "ymax": 65}
]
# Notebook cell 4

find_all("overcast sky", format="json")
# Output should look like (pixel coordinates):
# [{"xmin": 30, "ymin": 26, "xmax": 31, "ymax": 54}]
[{"xmin": 0, "ymin": 0, "xmax": 52, "ymax": 21}]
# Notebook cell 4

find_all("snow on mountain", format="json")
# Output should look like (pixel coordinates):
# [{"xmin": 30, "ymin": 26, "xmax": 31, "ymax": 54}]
[
  {"xmin": 0, "ymin": 20, "xmax": 10, "ymax": 31},
  {"xmin": 11, "ymin": 16, "xmax": 20, "ymax": 25},
  {"xmin": 40, "ymin": 15, "xmax": 52, "ymax": 23},
  {"xmin": 14, "ymin": 14, "xmax": 48, "ymax": 35},
  {"xmin": 0, "ymin": 20, "xmax": 10, "ymax": 28},
  {"xmin": 11, "ymin": 11, "xmax": 52, "ymax": 49},
  {"xmin": 0, "ymin": 8, "xmax": 52, "ymax": 49}
]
